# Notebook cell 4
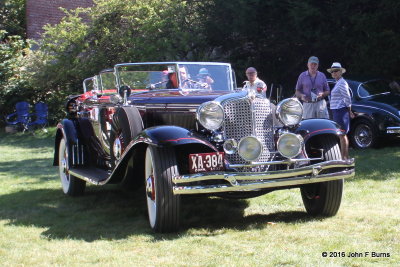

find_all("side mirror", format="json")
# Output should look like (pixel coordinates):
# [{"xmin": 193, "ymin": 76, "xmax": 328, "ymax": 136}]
[
  {"xmin": 119, "ymin": 85, "xmax": 131, "ymax": 106},
  {"xmin": 119, "ymin": 85, "xmax": 131, "ymax": 97}
]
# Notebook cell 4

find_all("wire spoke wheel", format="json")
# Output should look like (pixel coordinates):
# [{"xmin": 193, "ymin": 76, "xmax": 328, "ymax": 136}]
[{"xmin": 354, "ymin": 123, "xmax": 373, "ymax": 148}]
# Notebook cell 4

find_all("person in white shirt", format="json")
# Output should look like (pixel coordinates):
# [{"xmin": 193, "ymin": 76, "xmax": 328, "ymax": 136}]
[
  {"xmin": 243, "ymin": 67, "xmax": 267, "ymax": 97},
  {"xmin": 327, "ymin": 62, "xmax": 355, "ymax": 160}
]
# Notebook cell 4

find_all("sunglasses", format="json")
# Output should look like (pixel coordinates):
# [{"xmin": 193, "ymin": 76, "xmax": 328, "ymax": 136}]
[{"xmin": 331, "ymin": 69, "xmax": 341, "ymax": 73}]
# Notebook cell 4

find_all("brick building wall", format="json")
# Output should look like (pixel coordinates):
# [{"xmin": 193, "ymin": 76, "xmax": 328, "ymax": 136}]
[{"xmin": 26, "ymin": 0, "xmax": 94, "ymax": 39}]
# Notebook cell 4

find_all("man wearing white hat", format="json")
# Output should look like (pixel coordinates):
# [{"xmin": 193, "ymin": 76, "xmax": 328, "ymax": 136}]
[
  {"xmin": 295, "ymin": 56, "xmax": 330, "ymax": 119},
  {"xmin": 327, "ymin": 62, "xmax": 354, "ymax": 160}
]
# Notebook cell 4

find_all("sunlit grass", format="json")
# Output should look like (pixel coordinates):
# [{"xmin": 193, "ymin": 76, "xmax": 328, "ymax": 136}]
[{"xmin": 0, "ymin": 129, "xmax": 399, "ymax": 266}]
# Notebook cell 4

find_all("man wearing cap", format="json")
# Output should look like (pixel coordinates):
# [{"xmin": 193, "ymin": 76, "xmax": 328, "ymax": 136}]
[
  {"xmin": 295, "ymin": 56, "xmax": 330, "ymax": 119},
  {"xmin": 243, "ymin": 67, "xmax": 267, "ymax": 97}
]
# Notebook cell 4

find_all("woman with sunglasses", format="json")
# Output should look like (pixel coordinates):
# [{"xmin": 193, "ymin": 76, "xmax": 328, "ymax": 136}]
[{"xmin": 327, "ymin": 62, "xmax": 355, "ymax": 159}]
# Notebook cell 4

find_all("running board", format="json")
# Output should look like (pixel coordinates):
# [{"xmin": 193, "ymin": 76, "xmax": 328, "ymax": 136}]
[{"xmin": 69, "ymin": 167, "xmax": 110, "ymax": 185}]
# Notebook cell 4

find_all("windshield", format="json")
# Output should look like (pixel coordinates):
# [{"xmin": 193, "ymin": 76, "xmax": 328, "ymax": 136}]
[
  {"xmin": 177, "ymin": 63, "xmax": 234, "ymax": 91},
  {"xmin": 116, "ymin": 64, "xmax": 178, "ymax": 90},
  {"xmin": 99, "ymin": 71, "xmax": 117, "ymax": 94},
  {"xmin": 114, "ymin": 63, "xmax": 234, "ymax": 92},
  {"xmin": 358, "ymin": 80, "xmax": 393, "ymax": 98}
]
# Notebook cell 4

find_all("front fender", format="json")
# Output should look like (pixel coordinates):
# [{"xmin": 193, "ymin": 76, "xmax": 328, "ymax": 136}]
[
  {"xmin": 53, "ymin": 119, "xmax": 78, "ymax": 166},
  {"xmin": 132, "ymin": 125, "xmax": 217, "ymax": 149},
  {"xmin": 106, "ymin": 126, "xmax": 217, "ymax": 184},
  {"xmin": 295, "ymin": 119, "xmax": 342, "ymax": 143}
]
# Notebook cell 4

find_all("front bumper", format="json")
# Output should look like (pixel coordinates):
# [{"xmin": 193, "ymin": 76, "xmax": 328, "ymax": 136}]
[{"xmin": 172, "ymin": 159, "xmax": 355, "ymax": 195}]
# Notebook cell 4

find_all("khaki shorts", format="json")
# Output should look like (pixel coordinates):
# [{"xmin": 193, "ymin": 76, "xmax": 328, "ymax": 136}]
[{"xmin": 302, "ymin": 100, "xmax": 329, "ymax": 119}]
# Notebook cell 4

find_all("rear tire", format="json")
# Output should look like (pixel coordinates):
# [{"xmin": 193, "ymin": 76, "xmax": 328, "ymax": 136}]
[
  {"xmin": 301, "ymin": 135, "xmax": 343, "ymax": 216},
  {"xmin": 145, "ymin": 146, "xmax": 180, "ymax": 232},
  {"xmin": 58, "ymin": 138, "xmax": 86, "ymax": 196},
  {"xmin": 350, "ymin": 119, "xmax": 377, "ymax": 149}
]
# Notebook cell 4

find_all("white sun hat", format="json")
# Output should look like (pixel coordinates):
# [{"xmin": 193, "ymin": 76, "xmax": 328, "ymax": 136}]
[{"xmin": 327, "ymin": 62, "xmax": 346, "ymax": 73}]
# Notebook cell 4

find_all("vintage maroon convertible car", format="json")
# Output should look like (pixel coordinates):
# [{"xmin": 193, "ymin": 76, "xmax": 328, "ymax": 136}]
[{"xmin": 54, "ymin": 62, "xmax": 355, "ymax": 232}]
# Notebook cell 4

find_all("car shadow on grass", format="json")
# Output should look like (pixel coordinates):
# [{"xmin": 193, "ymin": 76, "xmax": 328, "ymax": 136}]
[
  {"xmin": 178, "ymin": 196, "xmax": 319, "ymax": 235},
  {"xmin": 0, "ymin": 187, "xmax": 324, "ymax": 241}
]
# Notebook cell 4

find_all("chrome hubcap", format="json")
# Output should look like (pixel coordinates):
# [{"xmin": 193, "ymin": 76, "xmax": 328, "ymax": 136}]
[
  {"xmin": 145, "ymin": 147, "xmax": 157, "ymax": 227},
  {"xmin": 355, "ymin": 125, "xmax": 372, "ymax": 147},
  {"xmin": 61, "ymin": 156, "xmax": 68, "ymax": 177},
  {"xmin": 59, "ymin": 139, "xmax": 71, "ymax": 193},
  {"xmin": 146, "ymin": 174, "xmax": 155, "ymax": 200},
  {"xmin": 113, "ymin": 136, "xmax": 122, "ymax": 160}
]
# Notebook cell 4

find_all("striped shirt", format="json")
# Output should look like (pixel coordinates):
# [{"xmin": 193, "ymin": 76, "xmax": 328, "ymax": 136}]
[{"xmin": 330, "ymin": 77, "xmax": 352, "ymax": 109}]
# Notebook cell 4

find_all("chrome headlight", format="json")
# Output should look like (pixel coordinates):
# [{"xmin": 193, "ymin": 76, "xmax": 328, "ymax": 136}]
[
  {"xmin": 276, "ymin": 98, "xmax": 303, "ymax": 126},
  {"xmin": 197, "ymin": 101, "xmax": 224, "ymax": 130},
  {"xmin": 223, "ymin": 139, "xmax": 238, "ymax": 155},
  {"xmin": 277, "ymin": 133, "xmax": 303, "ymax": 158},
  {"xmin": 238, "ymin": 136, "xmax": 263, "ymax": 161}
]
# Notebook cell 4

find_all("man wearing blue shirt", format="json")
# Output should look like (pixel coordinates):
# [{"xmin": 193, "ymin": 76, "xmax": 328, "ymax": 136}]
[{"xmin": 295, "ymin": 56, "xmax": 330, "ymax": 119}]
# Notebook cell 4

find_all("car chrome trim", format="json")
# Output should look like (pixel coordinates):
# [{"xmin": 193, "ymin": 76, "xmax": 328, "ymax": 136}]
[
  {"xmin": 357, "ymin": 81, "xmax": 391, "ymax": 99},
  {"xmin": 276, "ymin": 133, "xmax": 304, "ymax": 159},
  {"xmin": 276, "ymin": 98, "xmax": 303, "ymax": 126},
  {"xmin": 196, "ymin": 101, "xmax": 224, "ymax": 130},
  {"xmin": 226, "ymin": 156, "xmax": 320, "ymax": 168},
  {"xmin": 166, "ymin": 104, "xmax": 200, "ymax": 109},
  {"xmin": 172, "ymin": 159, "xmax": 354, "ymax": 194},
  {"xmin": 387, "ymin": 126, "xmax": 400, "ymax": 134},
  {"xmin": 173, "ymin": 171, "xmax": 354, "ymax": 194},
  {"xmin": 351, "ymin": 104, "xmax": 400, "ymax": 121},
  {"xmin": 220, "ymin": 92, "xmax": 275, "ymax": 170}
]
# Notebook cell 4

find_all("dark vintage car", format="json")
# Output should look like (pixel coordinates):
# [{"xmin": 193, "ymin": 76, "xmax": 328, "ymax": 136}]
[
  {"xmin": 54, "ymin": 62, "xmax": 355, "ymax": 232},
  {"xmin": 327, "ymin": 79, "xmax": 400, "ymax": 149}
]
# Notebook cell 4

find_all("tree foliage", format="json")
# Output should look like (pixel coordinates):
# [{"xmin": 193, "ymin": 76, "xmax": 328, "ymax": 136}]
[
  {"xmin": 205, "ymin": 0, "xmax": 400, "ymax": 91},
  {"xmin": 0, "ymin": 0, "xmax": 26, "ymax": 39},
  {"xmin": 0, "ymin": 31, "xmax": 30, "ymax": 116},
  {"xmin": 1, "ymin": 0, "xmax": 399, "ymax": 123}
]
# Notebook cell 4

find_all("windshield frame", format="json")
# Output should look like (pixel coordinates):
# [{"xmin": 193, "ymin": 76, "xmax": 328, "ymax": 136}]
[{"xmin": 83, "ymin": 76, "xmax": 99, "ymax": 93}]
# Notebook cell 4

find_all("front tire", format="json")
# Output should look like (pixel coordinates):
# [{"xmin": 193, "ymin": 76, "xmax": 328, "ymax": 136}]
[
  {"xmin": 58, "ymin": 137, "xmax": 86, "ymax": 196},
  {"xmin": 145, "ymin": 146, "xmax": 180, "ymax": 232},
  {"xmin": 301, "ymin": 136, "xmax": 343, "ymax": 216}
]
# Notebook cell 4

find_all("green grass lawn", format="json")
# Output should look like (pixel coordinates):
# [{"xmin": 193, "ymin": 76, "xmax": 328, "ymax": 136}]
[{"xmin": 0, "ymin": 128, "xmax": 399, "ymax": 266}]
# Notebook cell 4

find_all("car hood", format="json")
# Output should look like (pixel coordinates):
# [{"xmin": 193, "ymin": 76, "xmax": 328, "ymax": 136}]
[{"xmin": 129, "ymin": 89, "xmax": 232, "ymax": 104}]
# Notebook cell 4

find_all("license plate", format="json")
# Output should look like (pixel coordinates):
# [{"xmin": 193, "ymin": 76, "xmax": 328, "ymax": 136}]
[{"xmin": 189, "ymin": 152, "xmax": 225, "ymax": 173}]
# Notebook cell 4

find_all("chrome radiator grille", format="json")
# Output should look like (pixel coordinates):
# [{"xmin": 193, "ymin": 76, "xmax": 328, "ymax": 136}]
[{"xmin": 223, "ymin": 96, "xmax": 275, "ymax": 168}]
